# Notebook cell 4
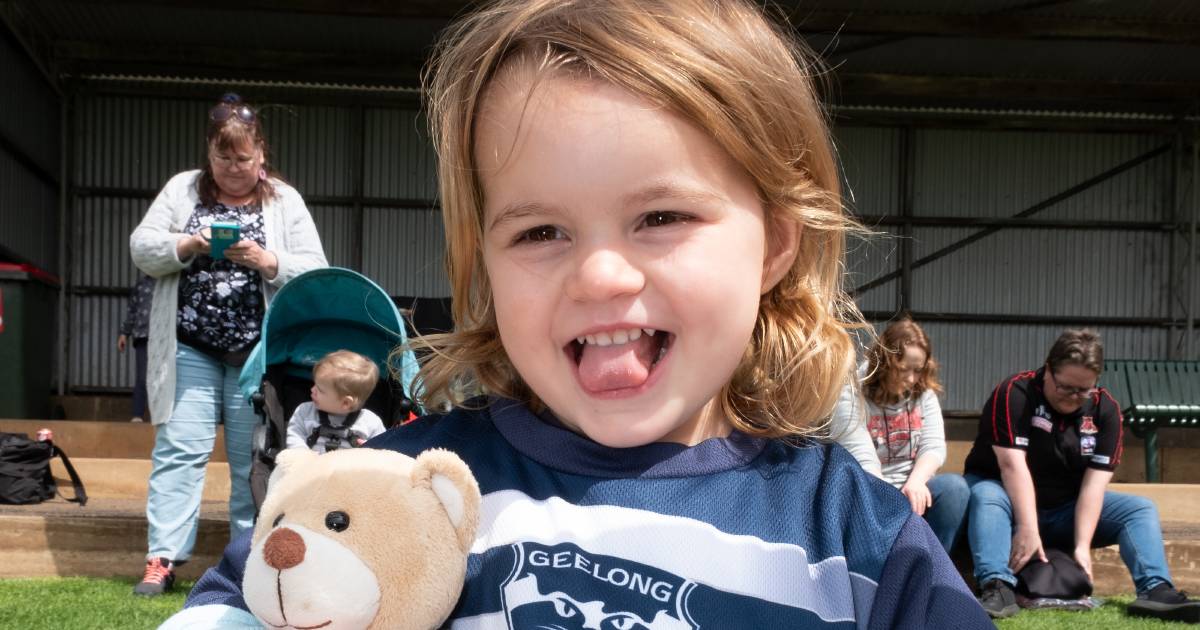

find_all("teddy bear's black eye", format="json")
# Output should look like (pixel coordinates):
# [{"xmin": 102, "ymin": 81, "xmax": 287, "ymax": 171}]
[
  {"xmin": 325, "ymin": 511, "xmax": 350, "ymax": 532},
  {"xmin": 272, "ymin": 513, "xmax": 284, "ymax": 527}
]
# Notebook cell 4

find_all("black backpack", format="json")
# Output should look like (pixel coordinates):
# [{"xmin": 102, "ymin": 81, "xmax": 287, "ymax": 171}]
[{"xmin": 0, "ymin": 432, "xmax": 87, "ymax": 506}]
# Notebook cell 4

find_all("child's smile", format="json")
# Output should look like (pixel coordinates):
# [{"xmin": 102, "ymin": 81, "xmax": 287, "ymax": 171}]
[
  {"xmin": 568, "ymin": 327, "xmax": 671, "ymax": 394},
  {"xmin": 476, "ymin": 70, "xmax": 797, "ymax": 449}
]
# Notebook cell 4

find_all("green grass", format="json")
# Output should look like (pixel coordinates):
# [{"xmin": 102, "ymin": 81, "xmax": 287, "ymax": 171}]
[
  {"xmin": 0, "ymin": 577, "xmax": 193, "ymax": 630},
  {"xmin": 995, "ymin": 595, "xmax": 1190, "ymax": 630},
  {"xmin": 0, "ymin": 580, "xmax": 1190, "ymax": 629}
]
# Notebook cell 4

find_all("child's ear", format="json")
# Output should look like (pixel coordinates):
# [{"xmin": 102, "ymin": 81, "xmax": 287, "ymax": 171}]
[
  {"xmin": 761, "ymin": 211, "xmax": 801, "ymax": 294},
  {"xmin": 341, "ymin": 395, "xmax": 357, "ymax": 412}
]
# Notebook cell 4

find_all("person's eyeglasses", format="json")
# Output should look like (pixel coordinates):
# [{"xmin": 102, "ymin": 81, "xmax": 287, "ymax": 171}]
[
  {"xmin": 1048, "ymin": 370, "xmax": 1098, "ymax": 398},
  {"xmin": 210, "ymin": 151, "xmax": 257, "ymax": 171},
  {"xmin": 209, "ymin": 94, "xmax": 255, "ymax": 124}
]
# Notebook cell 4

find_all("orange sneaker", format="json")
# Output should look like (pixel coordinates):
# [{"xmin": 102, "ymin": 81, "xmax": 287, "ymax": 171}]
[{"xmin": 133, "ymin": 557, "xmax": 175, "ymax": 596}]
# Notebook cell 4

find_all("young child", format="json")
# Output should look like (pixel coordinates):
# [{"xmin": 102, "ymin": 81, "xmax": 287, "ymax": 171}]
[
  {"xmin": 285, "ymin": 350, "xmax": 384, "ymax": 453},
  {"xmin": 164, "ymin": 1, "xmax": 991, "ymax": 627}
]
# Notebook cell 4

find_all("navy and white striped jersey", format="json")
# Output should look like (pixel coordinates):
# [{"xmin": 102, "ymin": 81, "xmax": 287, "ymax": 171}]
[{"xmin": 186, "ymin": 398, "xmax": 990, "ymax": 629}]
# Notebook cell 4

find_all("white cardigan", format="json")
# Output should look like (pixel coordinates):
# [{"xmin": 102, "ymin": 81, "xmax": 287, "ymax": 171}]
[{"xmin": 130, "ymin": 170, "xmax": 328, "ymax": 426}]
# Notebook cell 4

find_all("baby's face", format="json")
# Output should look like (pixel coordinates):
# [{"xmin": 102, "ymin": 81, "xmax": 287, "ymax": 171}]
[
  {"xmin": 310, "ymin": 371, "xmax": 350, "ymax": 415},
  {"xmin": 475, "ymin": 73, "xmax": 787, "ymax": 447}
]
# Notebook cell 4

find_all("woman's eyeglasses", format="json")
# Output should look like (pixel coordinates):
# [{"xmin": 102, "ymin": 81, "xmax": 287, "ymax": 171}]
[
  {"xmin": 209, "ymin": 93, "xmax": 255, "ymax": 124},
  {"xmin": 1048, "ymin": 370, "xmax": 1098, "ymax": 398}
]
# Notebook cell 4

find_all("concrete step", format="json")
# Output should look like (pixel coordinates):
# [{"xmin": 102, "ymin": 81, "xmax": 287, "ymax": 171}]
[
  {"xmin": 5, "ymin": 418, "xmax": 1200, "ymax": 593},
  {"xmin": 0, "ymin": 498, "xmax": 229, "ymax": 580},
  {"xmin": 48, "ymin": 457, "xmax": 230, "ymax": 502},
  {"xmin": 939, "ymin": 439, "xmax": 1199, "ymax": 484},
  {"xmin": 9, "ymin": 418, "xmax": 1195, "ymax": 483},
  {"xmin": 0, "ymin": 419, "xmax": 228, "ymax": 461}
]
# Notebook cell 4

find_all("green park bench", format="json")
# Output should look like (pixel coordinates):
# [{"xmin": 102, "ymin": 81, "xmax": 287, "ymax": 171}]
[{"xmin": 1102, "ymin": 360, "xmax": 1200, "ymax": 482}]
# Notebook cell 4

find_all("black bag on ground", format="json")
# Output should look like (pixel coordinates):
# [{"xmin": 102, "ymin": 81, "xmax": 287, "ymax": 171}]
[
  {"xmin": 0, "ymin": 432, "xmax": 87, "ymax": 506},
  {"xmin": 1016, "ymin": 548, "xmax": 1092, "ymax": 600}
]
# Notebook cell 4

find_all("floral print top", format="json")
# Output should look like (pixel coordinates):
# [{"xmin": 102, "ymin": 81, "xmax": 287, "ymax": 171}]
[{"xmin": 176, "ymin": 203, "xmax": 267, "ymax": 361}]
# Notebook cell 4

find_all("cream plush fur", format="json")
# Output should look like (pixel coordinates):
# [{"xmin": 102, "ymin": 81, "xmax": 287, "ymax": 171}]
[{"xmin": 244, "ymin": 447, "xmax": 481, "ymax": 630}]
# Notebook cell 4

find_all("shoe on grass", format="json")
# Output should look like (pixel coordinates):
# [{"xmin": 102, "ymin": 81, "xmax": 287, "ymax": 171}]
[
  {"xmin": 1127, "ymin": 583, "xmax": 1200, "ymax": 623},
  {"xmin": 133, "ymin": 557, "xmax": 175, "ymax": 596},
  {"xmin": 979, "ymin": 579, "xmax": 1020, "ymax": 619}
]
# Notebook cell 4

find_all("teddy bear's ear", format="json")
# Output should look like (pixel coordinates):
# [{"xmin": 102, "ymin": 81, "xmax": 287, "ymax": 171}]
[
  {"xmin": 411, "ymin": 448, "xmax": 481, "ymax": 553},
  {"xmin": 269, "ymin": 447, "xmax": 318, "ymax": 491}
]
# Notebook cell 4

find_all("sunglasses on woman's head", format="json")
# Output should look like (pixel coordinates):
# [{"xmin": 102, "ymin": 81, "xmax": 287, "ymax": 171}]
[{"xmin": 209, "ymin": 101, "xmax": 255, "ymax": 124}]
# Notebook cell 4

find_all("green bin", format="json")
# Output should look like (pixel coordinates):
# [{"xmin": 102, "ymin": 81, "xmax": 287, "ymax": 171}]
[{"xmin": 0, "ymin": 263, "xmax": 59, "ymax": 418}]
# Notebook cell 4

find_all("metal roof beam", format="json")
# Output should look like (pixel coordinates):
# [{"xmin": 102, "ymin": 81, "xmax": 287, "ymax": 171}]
[
  {"xmin": 793, "ymin": 11, "xmax": 1200, "ymax": 46},
  {"xmin": 837, "ymin": 73, "xmax": 1200, "ymax": 104},
  {"xmin": 53, "ymin": 40, "xmax": 424, "ymax": 84},
  {"xmin": 54, "ymin": 0, "xmax": 471, "ymax": 19},
  {"xmin": 53, "ymin": 1, "xmax": 1200, "ymax": 46}
]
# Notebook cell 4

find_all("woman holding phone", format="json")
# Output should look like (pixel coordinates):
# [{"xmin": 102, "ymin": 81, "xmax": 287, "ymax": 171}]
[{"xmin": 129, "ymin": 93, "xmax": 327, "ymax": 595}]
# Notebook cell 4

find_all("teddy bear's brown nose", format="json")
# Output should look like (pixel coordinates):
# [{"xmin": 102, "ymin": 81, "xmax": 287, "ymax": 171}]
[{"xmin": 263, "ymin": 527, "xmax": 306, "ymax": 570}]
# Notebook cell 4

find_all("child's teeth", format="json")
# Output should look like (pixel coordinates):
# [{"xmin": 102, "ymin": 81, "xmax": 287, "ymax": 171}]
[{"xmin": 579, "ymin": 328, "xmax": 653, "ymax": 346}]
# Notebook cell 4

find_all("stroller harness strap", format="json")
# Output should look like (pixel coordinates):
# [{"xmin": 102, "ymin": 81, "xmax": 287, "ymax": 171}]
[{"xmin": 307, "ymin": 409, "xmax": 366, "ymax": 451}]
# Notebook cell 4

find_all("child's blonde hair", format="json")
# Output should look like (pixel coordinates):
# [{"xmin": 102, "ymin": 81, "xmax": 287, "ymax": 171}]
[
  {"xmin": 315, "ymin": 350, "xmax": 379, "ymax": 407},
  {"xmin": 412, "ymin": 0, "xmax": 863, "ymax": 438}
]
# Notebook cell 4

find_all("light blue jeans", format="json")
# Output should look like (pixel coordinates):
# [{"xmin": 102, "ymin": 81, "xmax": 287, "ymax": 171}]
[
  {"xmin": 146, "ymin": 343, "xmax": 256, "ymax": 563},
  {"xmin": 965, "ymin": 473, "xmax": 1172, "ymax": 594},
  {"xmin": 924, "ymin": 473, "xmax": 970, "ymax": 554}
]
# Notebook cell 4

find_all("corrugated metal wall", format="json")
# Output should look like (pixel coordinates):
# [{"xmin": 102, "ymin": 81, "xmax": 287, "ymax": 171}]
[
  {"xmin": 837, "ymin": 125, "xmax": 1181, "ymax": 411},
  {"xmin": 838, "ymin": 127, "xmax": 903, "ymax": 314},
  {"xmin": 0, "ymin": 30, "xmax": 59, "ymax": 272},
  {"xmin": 69, "ymin": 93, "xmax": 441, "ymax": 390},
  {"xmin": 65, "ymin": 89, "xmax": 1189, "ymax": 407}
]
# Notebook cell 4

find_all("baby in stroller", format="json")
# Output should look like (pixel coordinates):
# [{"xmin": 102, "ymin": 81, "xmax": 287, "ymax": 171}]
[
  {"xmin": 239, "ymin": 267, "xmax": 420, "ymax": 511},
  {"xmin": 286, "ymin": 350, "xmax": 385, "ymax": 454}
]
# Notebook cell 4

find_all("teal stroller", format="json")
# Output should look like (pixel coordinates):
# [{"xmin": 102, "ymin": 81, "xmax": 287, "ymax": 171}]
[{"xmin": 238, "ymin": 267, "xmax": 421, "ymax": 510}]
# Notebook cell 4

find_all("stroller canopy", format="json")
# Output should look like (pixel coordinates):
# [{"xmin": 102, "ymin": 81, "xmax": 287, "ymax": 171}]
[{"xmin": 238, "ymin": 267, "xmax": 420, "ymax": 404}]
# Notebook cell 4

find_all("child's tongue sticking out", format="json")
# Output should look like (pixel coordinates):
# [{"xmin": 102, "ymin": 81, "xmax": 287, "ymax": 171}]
[{"xmin": 576, "ymin": 334, "xmax": 660, "ymax": 392}]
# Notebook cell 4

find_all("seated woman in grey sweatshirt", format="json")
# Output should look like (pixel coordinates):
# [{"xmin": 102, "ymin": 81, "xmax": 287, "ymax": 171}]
[{"xmin": 830, "ymin": 319, "xmax": 968, "ymax": 554}]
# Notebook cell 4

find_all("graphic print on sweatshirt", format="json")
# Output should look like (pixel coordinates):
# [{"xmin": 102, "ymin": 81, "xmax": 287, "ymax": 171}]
[
  {"xmin": 454, "ymin": 490, "xmax": 874, "ymax": 629},
  {"xmin": 867, "ymin": 405, "xmax": 923, "ymax": 462}
]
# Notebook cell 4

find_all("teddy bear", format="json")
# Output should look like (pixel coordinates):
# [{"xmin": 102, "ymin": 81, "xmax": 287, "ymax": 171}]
[{"xmin": 242, "ymin": 446, "xmax": 481, "ymax": 630}]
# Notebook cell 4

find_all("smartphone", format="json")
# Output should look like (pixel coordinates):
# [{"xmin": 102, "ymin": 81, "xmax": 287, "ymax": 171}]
[{"xmin": 209, "ymin": 221, "xmax": 240, "ymax": 260}]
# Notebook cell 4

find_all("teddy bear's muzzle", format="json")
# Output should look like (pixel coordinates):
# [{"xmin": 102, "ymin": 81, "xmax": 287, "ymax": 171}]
[{"xmin": 263, "ymin": 527, "xmax": 306, "ymax": 571}]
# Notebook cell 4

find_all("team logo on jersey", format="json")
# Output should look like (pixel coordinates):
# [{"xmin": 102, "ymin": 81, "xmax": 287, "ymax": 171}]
[
  {"xmin": 501, "ymin": 541, "xmax": 699, "ymax": 630},
  {"xmin": 1035, "ymin": 404, "xmax": 1048, "ymax": 419},
  {"xmin": 1079, "ymin": 417, "xmax": 1098, "ymax": 435},
  {"xmin": 1080, "ymin": 435, "xmax": 1096, "ymax": 456},
  {"xmin": 1032, "ymin": 416, "xmax": 1052, "ymax": 432}
]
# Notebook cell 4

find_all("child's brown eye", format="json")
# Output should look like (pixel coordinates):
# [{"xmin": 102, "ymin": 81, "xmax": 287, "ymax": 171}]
[
  {"xmin": 519, "ymin": 225, "xmax": 561, "ymax": 243},
  {"xmin": 643, "ymin": 211, "xmax": 685, "ymax": 228},
  {"xmin": 272, "ymin": 513, "xmax": 284, "ymax": 527}
]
